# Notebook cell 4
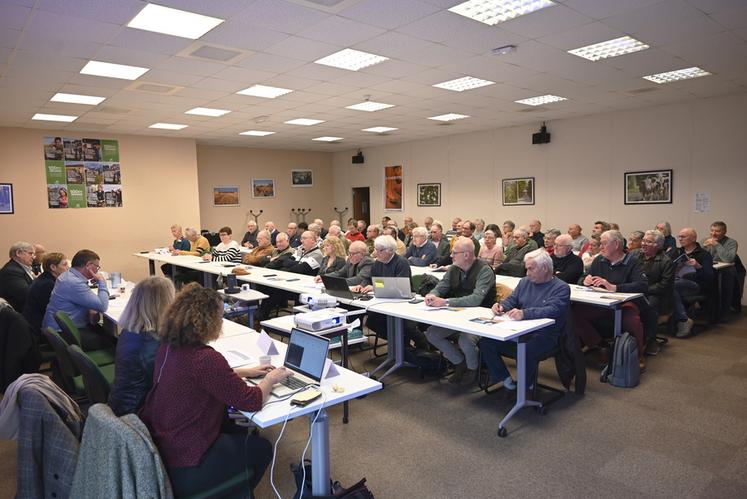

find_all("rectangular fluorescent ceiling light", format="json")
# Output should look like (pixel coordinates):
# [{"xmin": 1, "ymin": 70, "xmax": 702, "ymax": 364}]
[
  {"xmin": 449, "ymin": 0, "xmax": 555, "ymax": 26},
  {"xmin": 185, "ymin": 107, "xmax": 230, "ymax": 117},
  {"xmin": 568, "ymin": 36, "xmax": 649, "ymax": 61},
  {"xmin": 346, "ymin": 101, "xmax": 394, "ymax": 112},
  {"xmin": 80, "ymin": 60, "xmax": 149, "ymax": 80},
  {"xmin": 239, "ymin": 130, "xmax": 275, "ymax": 136},
  {"xmin": 50, "ymin": 93, "xmax": 106, "ymax": 105},
  {"xmin": 313, "ymin": 136, "xmax": 343, "ymax": 142},
  {"xmin": 32, "ymin": 113, "xmax": 77, "ymax": 122},
  {"xmin": 314, "ymin": 48, "xmax": 389, "ymax": 71},
  {"xmin": 285, "ymin": 118, "xmax": 325, "ymax": 126},
  {"xmin": 428, "ymin": 113, "xmax": 469, "ymax": 121},
  {"xmin": 363, "ymin": 126, "xmax": 398, "ymax": 133},
  {"xmin": 433, "ymin": 76, "xmax": 495, "ymax": 92},
  {"xmin": 237, "ymin": 84, "xmax": 293, "ymax": 98},
  {"xmin": 149, "ymin": 123, "xmax": 188, "ymax": 130},
  {"xmin": 127, "ymin": 3, "xmax": 224, "ymax": 39},
  {"xmin": 642, "ymin": 67, "xmax": 711, "ymax": 84},
  {"xmin": 515, "ymin": 94, "xmax": 567, "ymax": 106}
]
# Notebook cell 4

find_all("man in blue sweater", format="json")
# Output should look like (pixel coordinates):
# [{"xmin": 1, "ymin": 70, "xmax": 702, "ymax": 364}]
[{"xmin": 479, "ymin": 249, "xmax": 570, "ymax": 391}]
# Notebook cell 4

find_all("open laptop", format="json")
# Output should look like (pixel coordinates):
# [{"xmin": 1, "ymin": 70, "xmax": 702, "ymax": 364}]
[
  {"xmin": 371, "ymin": 276, "xmax": 415, "ymax": 299},
  {"xmin": 321, "ymin": 274, "xmax": 370, "ymax": 300},
  {"xmin": 248, "ymin": 328, "xmax": 330, "ymax": 397}
]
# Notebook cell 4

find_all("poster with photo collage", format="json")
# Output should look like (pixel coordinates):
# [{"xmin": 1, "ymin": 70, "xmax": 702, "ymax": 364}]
[{"xmin": 44, "ymin": 136, "xmax": 122, "ymax": 208}]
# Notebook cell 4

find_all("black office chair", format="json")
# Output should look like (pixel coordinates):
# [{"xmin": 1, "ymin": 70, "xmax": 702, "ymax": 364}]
[{"xmin": 67, "ymin": 344, "xmax": 112, "ymax": 405}]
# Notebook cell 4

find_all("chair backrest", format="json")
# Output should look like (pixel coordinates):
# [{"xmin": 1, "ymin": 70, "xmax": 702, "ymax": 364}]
[
  {"xmin": 42, "ymin": 327, "xmax": 80, "ymax": 395},
  {"xmin": 54, "ymin": 311, "xmax": 82, "ymax": 347},
  {"xmin": 67, "ymin": 344, "xmax": 111, "ymax": 404}
]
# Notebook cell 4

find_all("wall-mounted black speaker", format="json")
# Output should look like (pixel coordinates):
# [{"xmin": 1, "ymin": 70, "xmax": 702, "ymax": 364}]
[
  {"xmin": 532, "ymin": 124, "xmax": 551, "ymax": 144},
  {"xmin": 352, "ymin": 151, "xmax": 365, "ymax": 164}
]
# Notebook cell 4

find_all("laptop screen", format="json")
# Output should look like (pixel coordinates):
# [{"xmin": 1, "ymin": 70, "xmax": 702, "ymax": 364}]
[{"xmin": 285, "ymin": 328, "xmax": 330, "ymax": 381}]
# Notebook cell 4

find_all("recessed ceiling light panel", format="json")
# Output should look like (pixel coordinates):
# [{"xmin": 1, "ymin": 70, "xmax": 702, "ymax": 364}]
[
  {"xmin": 50, "ymin": 93, "xmax": 106, "ymax": 105},
  {"xmin": 127, "ymin": 4, "xmax": 224, "ymax": 39},
  {"xmin": 515, "ymin": 94, "xmax": 567, "ymax": 106},
  {"xmin": 568, "ymin": 36, "xmax": 649, "ymax": 61},
  {"xmin": 237, "ymin": 84, "xmax": 293, "ymax": 98},
  {"xmin": 448, "ymin": 0, "xmax": 555, "ymax": 26},
  {"xmin": 285, "ymin": 118, "xmax": 325, "ymax": 126},
  {"xmin": 32, "ymin": 113, "xmax": 78, "ymax": 122},
  {"xmin": 642, "ymin": 67, "xmax": 711, "ymax": 84},
  {"xmin": 239, "ymin": 130, "xmax": 275, "ymax": 136},
  {"xmin": 428, "ymin": 113, "xmax": 470, "ymax": 121},
  {"xmin": 149, "ymin": 123, "xmax": 188, "ymax": 130},
  {"xmin": 185, "ymin": 107, "xmax": 231, "ymax": 117},
  {"xmin": 345, "ymin": 101, "xmax": 395, "ymax": 112},
  {"xmin": 312, "ymin": 136, "xmax": 343, "ymax": 142},
  {"xmin": 362, "ymin": 126, "xmax": 399, "ymax": 133},
  {"xmin": 433, "ymin": 76, "xmax": 495, "ymax": 92},
  {"xmin": 80, "ymin": 60, "xmax": 149, "ymax": 80},
  {"xmin": 314, "ymin": 48, "xmax": 389, "ymax": 71}
]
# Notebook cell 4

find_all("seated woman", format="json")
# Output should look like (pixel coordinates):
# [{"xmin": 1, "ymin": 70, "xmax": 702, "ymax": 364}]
[
  {"xmin": 580, "ymin": 234, "xmax": 602, "ymax": 272},
  {"xmin": 139, "ymin": 283, "xmax": 290, "ymax": 498},
  {"xmin": 108, "ymin": 276, "xmax": 175, "ymax": 416},
  {"xmin": 203, "ymin": 226, "xmax": 241, "ymax": 263},
  {"xmin": 478, "ymin": 230, "xmax": 503, "ymax": 269},
  {"xmin": 319, "ymin": 235, "xmax": 347, "ymax": 276}
]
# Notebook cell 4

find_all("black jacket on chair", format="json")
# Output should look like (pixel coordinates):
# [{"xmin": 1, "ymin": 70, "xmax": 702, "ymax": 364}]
[
  {"xmin": 0, "ymin": 259, "xmax": 33, "ymax": 312},
  {"xmin": 554, "ymin": 314, "xmax": 586, "ymax": 396},
  {"xmin": 1, "ymin": 304, "xmax": 40, "ymax": 392}
]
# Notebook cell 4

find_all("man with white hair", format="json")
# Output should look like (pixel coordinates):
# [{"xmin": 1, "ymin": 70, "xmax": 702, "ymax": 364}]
[
  {"xmin": 241, "ymin": 220, "xmax": 259, "ymax": 248},
  {"xmin": 496, "ymin": 228, "xmax": 538, "ymax": 277},
  {"xmin": 313, "ymin": 218, "xmax": 328, "ymax": 239},
  {"xmin": 405, "ymin": 227, "xmax": 437, "ymax": 266},
  {"xmin": 480, "ymin": 249, "xmax": 570, "ymax": 391},
  {"xmin": 423, "ymin": 216, "xmax": 434, "ymax": 232},
  {"xmin": 425, "ymin": 237, "xmax": 497, "ymax": 384},
  {"xmin": 241, "ymin": 230, "xmax": 275, "ymax": 267},
  {"xmin": 0, "ymin": 242, "xmax": 35, "ymax": 311},
  {"xmin": 174, "ymin": 228, "xmax": 210, "ymax": 257},
  {"xmin": 315, "ymin": 240, "xmax": 373, "ymax": 286},
  {"xmin": 636, "ymin": 229, "xmax": 674, "ymax": 350},
  {"xmin": 550, "ymin": 234, "xmax": 583, "ymax": 284},
  {"xmin": 327, "ymin": 224, "xmax": 349, "ymax": 251}
]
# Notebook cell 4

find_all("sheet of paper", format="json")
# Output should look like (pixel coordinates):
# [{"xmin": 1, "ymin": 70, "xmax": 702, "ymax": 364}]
[{"xmin": 223, "ymin": 350, "xmax": 256, "ymax": 368}]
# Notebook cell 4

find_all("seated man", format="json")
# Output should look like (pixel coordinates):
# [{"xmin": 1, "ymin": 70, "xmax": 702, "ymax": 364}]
[
  {"xmin": 382, "ymin": 226, "xmax": 406, "ymax": 256},
  {"xmin": 314, "ymin": 240, "xmax": 374, "ymax": 286},
  {"xmin": 495, "ymin": 228, "xmax": 538, "ymax": 277},
  {"xmin": 672, "ymin": 227, "xmax": 713, "ymax": 337},
  {"xmin": 424, "ymin": 237, "xmax": 496, "ymax": 384},
  {"xmin": 501, "ymin": 220, "xmax": 516, "ymax": 249},
  {"xmin": 0, "ymin": 242, "xmax": 35, "ymax": 311},
  {"xmin": 528, "ymin": 219, "xmax": 544, "ymax": 249},
  {"xmin": 345, "ymin": 221, "xmax": 365, "ymax": 243},
  {"xmin": 173, "ymin": 228, "xmax": 210, "ymax": 257},
  {"xmin": 265, "ymin": 232, "xmax": 294, "ymax": 269},
  {"xmin": 423, "ymin": 216, "xmax": 434, "ymax": 233},
  {"xmin": 286, "ymin": 222, "xmax": 301, "ymax": 248},
  {"xmin": 550, "ymin": 234, "xmax": 583, "ymax": 284},
  {"xmin": 568, "ymin": 224, "xmax": 588, "ymax": 254},
  {"xmin": 543, "ymin": 229, "xmax": 561, "ymax": 256},
  {"xmin": 459, "ymin": 221, "xmax": 481, "ymax": 256},
  {"xmin": 655, "ymin": 221, "xmax": 677, "ymax": 255},
  {"xmin": 573, "ymin": 230, "xmax": 648, "ymax": 370},
  {"xmin": 327, "ymin": 224, "xmax": 349, "ymax": 251},
  {"xmin": 702, "ymin": 220, "xmax": 739, "ymax": 315},
  {"xmin": 241, "ymin": 220, "xmax": 259, "ymax": 248},
  {"xmin": 636, "ymin": 230, "xmax": 674, "ymax": 349},
  {"xmin": 352, "ymin": 235, "xmax": 427, "ymax": 350},
  {"xmin": 242, "ymin": 230, "xmax": 275, "ymax": 267},
  {"xmin": 23, "ymin": 252, "xmax": 69, "ymax": 337},
  {"xmin": 446, "ymin": 217, "xmax": 462, "ymax": 238},
  {"xmin": 406, "ymin": 227, "xmax": 437, "ymax": 267},
  {"xmin": 42, "ymin": 249, "xmax": 112, "ymax": 349},
  {"xmin": 430, "ymin": 221, "xmax": 452, "ymax": 266},
  {"xmin": 480, "ymin": 249, "xmax": 570, "ymax": 391},
  {"xmin": 365, "ymin": 224, "xmax": 380, "ymax": 254},
  {"xmin": 31, "ymin": 243, "xmax": 45, "ymax": 277},
  {"xmin": 203, "ymin": 226, "xmax": 241, "ymax": 263},
  {"xmin": 265, "ymin": 221, "xmax": 280, "ymax": 246},
  {"xmin": 627, "ymin": 230, "xmax": 644, "ymax": 253}
]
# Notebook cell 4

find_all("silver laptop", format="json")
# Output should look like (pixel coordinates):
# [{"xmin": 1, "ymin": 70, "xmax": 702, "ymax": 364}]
[
  {"xmin": 371, "ymin": 276, "xmax": 414, "ymax": 299},
  {"xmin": 248, "ymin": 328, "xmax": 330, "ymax": 397}
]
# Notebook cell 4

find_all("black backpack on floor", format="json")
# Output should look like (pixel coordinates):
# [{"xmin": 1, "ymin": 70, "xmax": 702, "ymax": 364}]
[{"xmin": 600, "ymin": 332, "xmax": 640, "ymax": 388}]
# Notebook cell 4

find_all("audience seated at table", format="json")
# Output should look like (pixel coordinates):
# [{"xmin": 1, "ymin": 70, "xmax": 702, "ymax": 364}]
[
  {"xmin": 627, "ymin": 230, "xmax": 644, "ymax": 253},
  {"xmin": 139, "ymin": 283, "xmax": 290, "ymax": 498},
  {"xmin": 109, "ymin": 276, "xmax": 175, "ymax": 416},
  {"xmin": 313, "ymin": 218, "xmax": 329, "ymax": 239},
  {"xmin": 672, "ymin": 227, "xmax": 714, "ymax": 338},
  {"xmin": 202, "ymin": 226, "xmax": 241, "ymax": 263},
  {"xmin": 327, "ymin": 224, "xmax": 349, "ymax": 251},
  {"xmin": 0, "ymin": 241, "xmax": 36, "ymax": 312},
  {"xmin": 446, "ymin": 217, "xmax": 462, "ymax": 238},
  {"xmin": 241, "ymin": 220, "xmax": 259, "ymax": 249},
  {"xmin": 318, "ymin": 236, "xmax": 347, "ymax": 276},
  {"xmin": 241, "ymin": 230, "xmax": 275, "ymax": 267},
  {"xmin": 430, "ymin": 221, "xmax": 452, "ymax": 266},
  {"xmin": 173, "ymin": 228, "xmax": 210, "ymax": 257},
  {"xmin": 473, "ymin": 218, "xmax": 486, "ymax": 241},
  {"xmin": 550, "ymin": 235, "xmax": 583, "ymax": 284},
  {"xmin": 161, "ymin": 225, "xmax": 190, "ymax": 278},
  {"xmin": 458, "ymin": 221, "xmax": 481, "ymax": 257},
  {"xmin": 345, "ymin": 221, "xmax": 365, "ymax": 243},
  {"xmin": 22, "ymin": 252, "xmax": 69, "ymax": 338},
  {"xmin": 501, "ymin": 220, "xmax": 516, "ymax": 249},
  {"xmin": 496, "ymin": 228, "xmax": 538, "ymax": 277},
  {"xmin": 406, "ymin": 227, "xmax": 437, "ymax": 267},
  {"xmin": 264, "ymin": 221, "xmax": 280, "ymax": 247},
  {"xmin": 478, "ymin": 229, "xmax": 503, "ymax": 270}
]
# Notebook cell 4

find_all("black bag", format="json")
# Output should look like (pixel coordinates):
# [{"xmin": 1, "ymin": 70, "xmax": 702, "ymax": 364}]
[
  {"xmin": 404, "ymin": 348, "xmax": 447, "ymax": 377},
  {"xmin": 291, "ymin": 460, "xmax": 374, "ymax": 499},
  {"xmin": 600, "ymin": 332, "xmax": 640, "ymax": 388},
  {"xmin": 417, "ymin": 274, "xmax": 440, "ymax": 296}
]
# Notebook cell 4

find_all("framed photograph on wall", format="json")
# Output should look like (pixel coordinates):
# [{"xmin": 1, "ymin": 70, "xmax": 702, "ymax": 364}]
[
  {"xmin": 0, "ymin": 183, "xmax": 13, "ymax": 214},
  {"xmin": 502, "ymin": 177, "xmax": 535, "ymax": 206},
  {"xmin": 252, "ymin": 178, "xmax": 275, "ymax": 199},
  {"xmin": 384, "ymin": 165, "xmax": 403, "ymax": 211},
  {"xmin": 213, "ymin": 186, "xmax": 240, "ymax": 206},
  {"xmin": 291, "ymin": 169, "xmax": 313, "ymax": 187},
  {"xmin": 417, "ymin": 183, "xmax": 441, "ymax": 207},
  {"xmin": 625, "ymin": 169, "xmax": 672, "ymax": 204}
]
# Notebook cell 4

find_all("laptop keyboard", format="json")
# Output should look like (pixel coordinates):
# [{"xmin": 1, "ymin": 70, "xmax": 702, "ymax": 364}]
[{"xmin": 280, "ymin": 375, "xmax": 307, "ymax": 390}]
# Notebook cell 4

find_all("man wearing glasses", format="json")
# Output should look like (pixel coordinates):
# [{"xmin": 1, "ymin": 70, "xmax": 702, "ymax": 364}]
[
  {"xmin": 0, "ymin": 241, "xmax": 36, "ymax": 311},
  {"xmin": 496, "ymin": 228, "xmax": 538, "ymax": 277},
  {"xmin": 43, "ymin": 249, "xmax": 113, "ymax": 349},
  {"xmin": 550, "ymin": 234, "xmax": 583, "ymax": 284},
  {"xmin": 315, "ymin": 241, "xmax": 373, "ymax": 287},
  {"xmin": 635, "ymin": 230, "xmax": 674, "ymax": 353}
]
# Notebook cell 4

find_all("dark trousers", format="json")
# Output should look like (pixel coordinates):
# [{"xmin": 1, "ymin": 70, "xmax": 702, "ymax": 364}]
[
  {"xmin": 573, "ymin": 302, "xmax": 645, "ymax": 353},
  {"xmin": 479, "ymin": 332, "xmax": 558, "ymax": 384}
]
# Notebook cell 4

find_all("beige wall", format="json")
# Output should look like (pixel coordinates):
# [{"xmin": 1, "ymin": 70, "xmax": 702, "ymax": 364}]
[
  {"xmin": 331, "ymin": 93, "xmax": 747, "ymax": 250},
  {"xmin": 0, "ymin": 127, "xmax": 200, "ymax": 282},
  {"xmin": 197, "ymin": 145, "xmax": 333, "ymax": 235}
]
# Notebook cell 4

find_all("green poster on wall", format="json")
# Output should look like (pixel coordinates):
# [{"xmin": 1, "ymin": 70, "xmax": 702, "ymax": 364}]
[
  {"xmin": 101, "ymin": 140, "xmax": 119, "ymax": 162},
  {"xmin": 68, "ymin": 184, "xmax": 87, "ymax": 208},
  {"xmin": 45, "ymin": 160, "xmax": 66, "ymax": 184}
]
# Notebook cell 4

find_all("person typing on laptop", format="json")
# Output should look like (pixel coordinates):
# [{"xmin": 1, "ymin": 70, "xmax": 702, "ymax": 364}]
[{"xmin": 314, "ymin": 240, "xmax": 374, "ymax": 287}]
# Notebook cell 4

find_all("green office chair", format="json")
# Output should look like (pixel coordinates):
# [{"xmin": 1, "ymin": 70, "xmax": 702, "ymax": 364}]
[
  {"xmin": 67, "ymin": 344, "xmax": 113, "ymax": 405},
  {"xmin": 42, "ymin": 327, "xmax": 86, "ymax": 399},
  {"xmin": 53, "ymin": 311, "xmax": 116, "ymax": 366}
]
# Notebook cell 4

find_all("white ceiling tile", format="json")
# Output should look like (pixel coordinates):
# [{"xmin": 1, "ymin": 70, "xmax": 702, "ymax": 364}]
[
  {"xmin": 685, "ymin": 0, "xmax": 747, "ymax": 15},
  {"xmin": 139, "ymin": 69, "xmax": 204, "ymax": 87},
  {"xmin": 360, "ymin": 59, "xmax": 430, "ymax": 79},
  {"xmin": 93, "ymin": 45, "xmax": 171, "ymax": 68},
  {"xmin": 354, "ymin": 31, "xmax": 436, "ymax": 61},
  {"xmin": 230, "ymin": 0, "xmax": 329, "ymax": 34},
  {"xmin": 155, "ymin": 0, "xmax": 256, "ymax": 18},
  {"xmin": 296, "ymin": 15, "xmax": 385, "ymax": 46},
  {"xmin": 538, "ymin": 21, "xmax": 624, "ymax": 51},
  {"xmin": 153, "ymin": 56, "xmax": 227, "ymax": 78},
  {"xmin": 395, "ymin": 10, "xmax": 487, "ymax": 44},
  {"xmin": 500, "ymin": 4, "xmax": 594, "ymax": 39},
  {"xmin": 0, "ymin": 3, "xmax": 30, "ymax": 28},
  {"xmin": 562, "ymin": 0, "xmax": 664, "ymax": 20},
  {"xmin": 202, "ymin": 22, "xmax": 290, "ymax": 52},
  {"xmin": 237, "ymin": 53, "xmax": 307, "ymax": 73},
  {"xmin": 210, "ymin": 66, "xmax": 277, "ymax": 83},
  {"xmin": 36, "ymin": 0, "xmax": 142, "ymax": 25},
  {"xmin": 26, "ymin": 11, "xmax": 121, "ymax": 44},
  {"xmin": 339, "ymin": 0, "xmax": 440, "ymax": 29},
  {"xmin": 190, "ymin": 77, "xmax": 247, "ymax": 92},
  {"xmin": 712, "ymin": 7, "xmax": 747, "ymax": 30},
  {"xmin": 107, "ymin": 29, "xmax": 195, "ymax": 56},
  {"xmin": 265, "ymin": 36, "xmax": 343, "ymax": 60}
]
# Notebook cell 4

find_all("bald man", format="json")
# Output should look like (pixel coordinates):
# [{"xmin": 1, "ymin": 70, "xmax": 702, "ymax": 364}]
[{"xmin": 550, "ymin": 234, "xmax": 583, "ymax": 284}]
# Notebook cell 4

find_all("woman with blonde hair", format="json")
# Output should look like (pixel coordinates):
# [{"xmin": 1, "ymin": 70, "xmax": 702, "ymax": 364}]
[{"xmin": 318, "ymin": 235, "xmax": 347, "ymax": 275}]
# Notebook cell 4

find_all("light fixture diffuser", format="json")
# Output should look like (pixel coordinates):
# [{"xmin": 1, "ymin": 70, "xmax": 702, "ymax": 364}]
[
  {"xmin": 80, "ymin": 60, "xmax": 149, "ymax": 80},
  {"xmin": 448, "ymin": 0, "xmax": 555, "ymax": 26},
  {"xmin": 237, "ymin": 84, "xmax": 293, "ymax": 99},
  {"xmin": 32, "ymin": 113, "xmax": 78, "ymax": 122},
  {"xmin": 314, "ymin": 48, "xmax": 389, "ymax": 71},
  {"xmin": 428, "ymin": 113, "xmax": 470, "ymax": 121},
  {"xmin": 239, "ymin": 130, "xmax": 275, "ymax": 136},
  {"xmin": 362, "ymin": 126, "xmax": 398, "ymax": 133},
  {"xmin": 127, "ymin": 4, "xmax": 224, "ymax": 40},
  {"xmin": 285, "ymin": 118, "xmax": 325, "ymax": 126},
  {"xmin": 312, "ymin": 136, "xmax": 343, "ymax": 142},
  {"xmin": 149, "ymin": 123, "xmax": 188, "ymax": 130},
  {"xmin": 433, "ymin": 76, "xmax": 495, "ymax": 92},
  {"xmin": 345, "ymin": 101, "xmax": 394, "ymax": 112},
  {"xmin": 50, "ymin": 93, "xmax": 106, "ymax": 105},
  {"xmin": 185, "ymin": 107, "xmax": 231, "ymax": 117},
  {"xmin": 515, "ymin": 94, "xmax": 567, "ymax": 106},
  {"xmin": 642, "ymin": 67, "xmax": 711, "ymax": 84},
  {"xmin": 568, "ymin": 36, "xmax": 649, "ymax": 61}
]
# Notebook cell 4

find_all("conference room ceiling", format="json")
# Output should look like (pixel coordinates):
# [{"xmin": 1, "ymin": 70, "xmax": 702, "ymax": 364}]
[{"xmin": 1, "ymin": 0, "xmax": 746, "ymax": 151}]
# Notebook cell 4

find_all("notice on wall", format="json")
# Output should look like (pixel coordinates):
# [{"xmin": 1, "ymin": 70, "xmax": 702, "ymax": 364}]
[
  {"xmin": 43, "ymin": 136, "xmax": 122, "ymax": 208},
  {"xmin": 693, "ymin": 192, "xmax": 710, "ymax": 214}
]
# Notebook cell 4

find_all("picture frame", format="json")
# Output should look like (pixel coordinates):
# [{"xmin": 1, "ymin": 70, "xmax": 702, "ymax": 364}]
[
  {"xmin": 0, "ymin": 183, "xmax": 13, "ymax": 214},
  {"xmin": 252, "ymin": 178, "xmax": 275, "ymax": 199},
  {"xmin": 291, "ymin": 169, "xmax": 313, "ymax": 187},
  {"xmin": 213, "ymin": 186, "xmax": 240, "ymax": 207},
  {"xmin": 502, "ymin": 177, "xmax": 535, "ymax": 206},
  {"xmin": 417, "ymin": 183, "xmax": 441, "ymax": 207},
  {"xmin": 624, "ymin": 169, "xmax": 672, "ymax": 204},
  {"xmin": 384, "ymin": 165, "xmax": 403, "ymax": 211}
]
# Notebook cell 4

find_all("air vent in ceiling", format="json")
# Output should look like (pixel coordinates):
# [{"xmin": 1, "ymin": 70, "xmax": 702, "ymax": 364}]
[
  {"xmin": 126, "ymin": 82, "xmax": 184, "ymax": 95},
  {"xmin": 178, "ymin": 42, "xmax": 252, "ymax": 65},
  {"xmin": 95, "ymin": 106, "xmax": 131, "ymax": 115},
  {"xmin": 285, "ymin": 0, "xmax": 363, "ymax": 13},
  {"xmin": 517, "ymin": 106, "xmax": 547, "ymax": 112},
  {"xmin": 627, "ymin": 87, "xmax": 659, "ymax": 95}
]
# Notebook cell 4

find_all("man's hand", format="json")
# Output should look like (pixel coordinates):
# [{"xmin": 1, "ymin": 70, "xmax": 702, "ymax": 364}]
[
  {"xmin": 202, "ymin": 254, "xmax": 213, "ymax": 261},
  {"xmin": 424, "ymin": 294, "xmax": 446, "ymax": 307},
  {"xmin": 314, "ymin": 275, "xmax": 323, "ymax": 283},
  {"xmin": 506, "ymin": 308, "xmax": 524, "ymax": 320},
  {"xmin": 94, "ymin": 272, "xmax": 107, "ymax": 282},
  {"xmin": 351, "ymin": 284, "xmax": 372, "ymax": 294},
  {"xmin": 265, "ymin": 367, "xmax": 291, "ymax": 385},
  {"xmin": 243, "ymin": 242, "xmax": 253, "ymax": 248},
  {"xmin": 702, "ymin": 238, "xmax": 716, "ymax": 247},
  {"xmin": 491, "ymin": 303, "xmax": 504, "ymax": 315},
  {"xmin": 583, "ymin": 274, "xmax": 594, "ymax": 286},
  {"xmin": 588, "ymin": 276, "xmax": 616, "ymax": 291}
]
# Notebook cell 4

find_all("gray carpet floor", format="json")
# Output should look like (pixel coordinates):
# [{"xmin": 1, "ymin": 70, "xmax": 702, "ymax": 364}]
[{"xmin": 2, "ymin": 314, "xmax": 746, "ymax": 499}]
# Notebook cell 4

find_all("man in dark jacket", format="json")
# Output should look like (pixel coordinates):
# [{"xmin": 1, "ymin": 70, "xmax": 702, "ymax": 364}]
[
  {"xmin": 496, "ymin": 228, "xmax": 538, "ymax": 277},
  {"xmin": 672, "ymin": 227, "xmax": 713, "ymax": 338},
  {"xmin": 315, "ymin": 241, "xmax": 373, "ymax": 287},
  {"xmin": 0, "ymin": 242, "xmax": 36, "ymax": 312},
  {"xmin": 22, "ymin": 253, "xmax": 70, "ymax": 337},
  {"xmin": 550, "ymin": 234, "xmax": 583, "ymax": 284},
  {"xmin": 636, "ymin": 230, "xmax": 674, "ymax": 351}
]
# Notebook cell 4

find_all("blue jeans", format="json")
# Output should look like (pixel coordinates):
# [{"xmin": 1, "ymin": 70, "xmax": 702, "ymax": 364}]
[
  {"xmin": 673, "ymin": 278, "xmax": 700, "ymax": 322},
  {"xmin": 479, "ymin": 331, "xmax": 558, "ymax": 385}
]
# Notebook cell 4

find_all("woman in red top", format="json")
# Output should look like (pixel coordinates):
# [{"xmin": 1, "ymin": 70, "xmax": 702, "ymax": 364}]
[{"xmin": 140, "ymin": 283, "xmax": 290, "ymax": 497}]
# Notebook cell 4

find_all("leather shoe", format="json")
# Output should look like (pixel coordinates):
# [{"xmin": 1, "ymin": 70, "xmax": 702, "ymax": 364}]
[{"xmin": 448, "ymin": 361, "xmax": 467, "ymax": 383}]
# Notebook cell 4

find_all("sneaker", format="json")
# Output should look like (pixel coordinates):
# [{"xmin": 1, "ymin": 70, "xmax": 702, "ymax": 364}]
[
  {"xmin": 645, "ymin": 339, "xmax": 661, "ymax": 356},
  {"xmin": 502, "ymin": 376, "xmax": 516, "ymax": 391},
  {"xmin": 448, "ymin": 361, "xmax": 467, "ymax": 383},
  {"xmin": 675, "ymin": 318, "xmax": 694, "ymax": 338}
]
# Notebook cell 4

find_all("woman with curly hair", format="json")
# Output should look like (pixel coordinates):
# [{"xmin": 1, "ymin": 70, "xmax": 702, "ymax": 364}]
[
  {"xmin": 139, "ymin": 283, "xmax": 290, "ymax": 497},
  {"xmin": 318, "ymin": 235, "xmax": 347, "ymax": 276}
]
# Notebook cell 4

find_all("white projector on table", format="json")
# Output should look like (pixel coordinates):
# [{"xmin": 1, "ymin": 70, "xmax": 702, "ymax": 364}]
[{"xmin": 294, "ymin": 308, "xmax": 345, "ymax": 332}]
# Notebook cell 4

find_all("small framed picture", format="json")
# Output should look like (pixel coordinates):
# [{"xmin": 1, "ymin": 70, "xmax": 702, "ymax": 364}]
[
  {"xmin": 417, "ymin": 183, "xmax": 441, "ymax": 207},
  {"xmin": 291, "ymin": 169, "xmax": 313, "ymax": 187},
  {"xmin": 213, "ymin": 186, "xmax": 240, "ymax": 207},
  {"xmin": 625, "ymin": 169, "xmax": 672, "ymax": 204},
  {"xmin": 252, "ymin": 178, "xmax": 275, "ymax": 198},
  {"xmin": 502, "ymin": 177, "xmax": 534, "ymax": 206},
  {"xmin": 0, "ymin": 183, "xmax": 13, "ymax": 214}
]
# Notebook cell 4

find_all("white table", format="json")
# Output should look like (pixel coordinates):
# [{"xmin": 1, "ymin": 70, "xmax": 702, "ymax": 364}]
[
  {"xmin": 211, "ymin": 333, "xmax": 381, "ymax": 497},
  {"xmin": 218, "ymin": 288, "xmax": 269, "ymax": 326}
]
